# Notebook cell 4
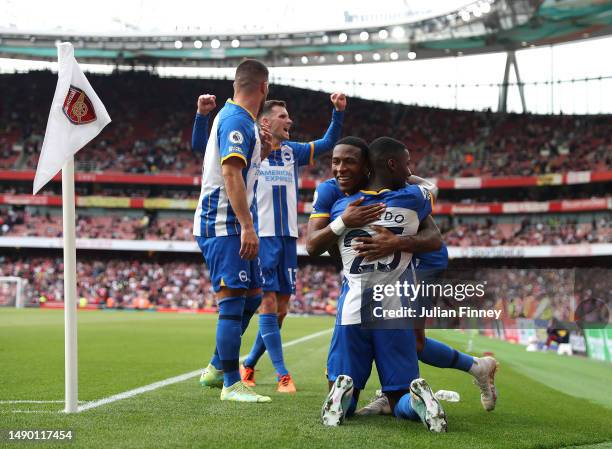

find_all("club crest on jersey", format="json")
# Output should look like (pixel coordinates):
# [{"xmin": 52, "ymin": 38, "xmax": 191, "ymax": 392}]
[
  {"xmin": 239, "ymin": 270, "xmax": 249, "ymax": 282},
  {"xmin": 418, "ymin": 185, "xmax": 431, "ymax": 201},
  {"xmin": 62, "ymin": 85, "xmax": 97, "ymax": 125},
  {"xmin": 281, "ymin": 145, "xmax": 293, "ymax": 163},
  {"xmin": 229, "ymin": 130, "xmax": 244, "ymax": 144}
]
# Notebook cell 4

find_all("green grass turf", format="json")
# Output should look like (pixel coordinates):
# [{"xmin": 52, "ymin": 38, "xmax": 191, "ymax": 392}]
[{"xmin": 1, "ymin": 309, "xmax": 611, "ymax": 449}]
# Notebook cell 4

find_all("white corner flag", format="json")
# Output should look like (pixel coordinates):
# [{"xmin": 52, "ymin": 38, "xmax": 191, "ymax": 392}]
[
  {"xmin": 33, "ymin": 42, "xmax": 110, "ymax": 414},
  {"xmin": 33, "ymin": 42, "xmax": 111, "ymax": 194}
]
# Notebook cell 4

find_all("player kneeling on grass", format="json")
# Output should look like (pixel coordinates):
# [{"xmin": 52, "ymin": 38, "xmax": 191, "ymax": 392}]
[
  {"xmin": 307, "ymin": 137, "xmax": 498, "ymax": 418},
  {"xmin": 307, "ymin": 137, "xmax": 447, "ymax": 432}
]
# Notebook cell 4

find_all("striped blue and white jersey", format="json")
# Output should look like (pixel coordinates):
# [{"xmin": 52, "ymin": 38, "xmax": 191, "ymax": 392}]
[
  {"xmin": 329, "ymin": 185, "xmax": 433, "ymax": 325},
  {"xmin": 311, "ymin": 178, "xmax": 448, "ymax": 270},
  {"xmin": 256, "ymin": 109, "xmax": 344, "ymax": 238},
  {"xmin": 193, "ymin": 100, "xmax": 261, "ymax": 238}
]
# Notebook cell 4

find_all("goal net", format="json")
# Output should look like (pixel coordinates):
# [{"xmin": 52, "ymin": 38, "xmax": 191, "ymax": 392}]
[{"xmin": 0, "ymin": 276, "xmax": 27, "ymax": 308}]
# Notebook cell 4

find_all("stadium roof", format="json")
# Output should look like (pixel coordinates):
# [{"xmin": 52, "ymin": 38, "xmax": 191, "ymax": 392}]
[{"xmin": 1, "ymin": 0, "xmax": 611, "ymax": 67}]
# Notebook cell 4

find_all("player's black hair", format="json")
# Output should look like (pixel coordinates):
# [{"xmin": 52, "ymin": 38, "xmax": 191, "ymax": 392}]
[
  {"xmin": 368, "ymin": 136, "xmax": 407, "ymax": 169},
  {"xmin": 261, "ymin": 100, "xmax": 287, "ymax": 116},
  {"xmin": 234, "ymin": 59, "xmax": 269, "ymax": 91},
  {"xmin": 335, "ymin": 136, "xmax": 369, "ymax": 160}
]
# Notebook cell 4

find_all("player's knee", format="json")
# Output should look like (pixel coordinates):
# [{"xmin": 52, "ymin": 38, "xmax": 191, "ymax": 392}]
[
  {"xmin": 259, "ymin": 292, "xmax": 277, "ymax": 314},
  {"xmin": 277, "ymin": 294, "xmax": 290, "ymax": 323}
]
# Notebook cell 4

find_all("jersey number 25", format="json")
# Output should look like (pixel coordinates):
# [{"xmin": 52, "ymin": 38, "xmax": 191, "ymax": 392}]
[{"xmin": 343, "ymin": 227, "xmax": 403, "ymax": 275}]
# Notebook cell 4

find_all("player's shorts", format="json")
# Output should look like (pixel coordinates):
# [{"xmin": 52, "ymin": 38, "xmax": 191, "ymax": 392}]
[
  {"xmin": 326, "ymin": 324, "xmax": 419, "ymax": 392},
  {"xmin": 196, "ymin": 235, "xmax": 263, "ymax": 292},
  {"xmin": 259, "ymin": 236, "xmax": 297, "ymax": 295}
]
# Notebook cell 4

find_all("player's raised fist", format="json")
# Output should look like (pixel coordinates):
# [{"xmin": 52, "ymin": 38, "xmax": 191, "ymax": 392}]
[
  {"xmin": 330, "ymin": 92, "xmax": 347, "ymax": 111},
  {"xmin": 197, "ymin": 94, "xmax": 216, "ymax": 115}
]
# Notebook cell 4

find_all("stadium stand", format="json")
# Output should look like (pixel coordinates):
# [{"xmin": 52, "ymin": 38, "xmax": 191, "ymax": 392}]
[{"xmin": 1, "ymin": 71, "xmax": 610, "ymax": 178}]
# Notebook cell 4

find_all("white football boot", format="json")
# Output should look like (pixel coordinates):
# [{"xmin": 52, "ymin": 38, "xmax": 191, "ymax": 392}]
[
  {"xmin": 469, "ymin": 356, "xmax": 499, "ymax": 411},
  {"xmin": 321, "ymin": 375, "xmax": 354, "ymax": 426}
]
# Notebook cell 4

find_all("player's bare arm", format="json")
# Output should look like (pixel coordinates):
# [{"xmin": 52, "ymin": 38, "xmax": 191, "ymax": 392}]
[
  {"xmin": 222, "ymin": 157, "xmax": 258, "ymax": 260},
  {"xmin": 354, "ymin": 215, "xmax": 443, "ymax": 261},
  {"xmin": 305, "ymin": 197, "xmax": 385, "ymax": 256}
]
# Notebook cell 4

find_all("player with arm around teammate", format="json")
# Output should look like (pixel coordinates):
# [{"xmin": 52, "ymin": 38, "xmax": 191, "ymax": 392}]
[
  {"xmin": 307, "ymin": 137, "xmax": 498, "ymax": 422},
  {"xmin": 312, "ymin": 137, "xmax": 448, "ymax": 432}
]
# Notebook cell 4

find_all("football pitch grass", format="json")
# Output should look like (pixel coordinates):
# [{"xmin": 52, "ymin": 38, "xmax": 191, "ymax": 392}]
[{"xmin": 1, "ymin": 309, "xmax": 611, "ymax": 449}]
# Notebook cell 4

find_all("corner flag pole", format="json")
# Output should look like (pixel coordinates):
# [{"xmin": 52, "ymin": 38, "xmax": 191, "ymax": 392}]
[
  {"xmin": 32, "ymin": 42, "xmax": 111, "ymax": 414},
  {"xmin": 62, "ymin": 157, "xmax": 78, "ymax": 413}
]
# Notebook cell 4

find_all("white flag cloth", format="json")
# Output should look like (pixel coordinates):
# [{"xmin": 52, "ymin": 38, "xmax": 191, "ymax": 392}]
[{"xmin": 33, "ymin": 42, "xmax": 111, "ymax": 194}]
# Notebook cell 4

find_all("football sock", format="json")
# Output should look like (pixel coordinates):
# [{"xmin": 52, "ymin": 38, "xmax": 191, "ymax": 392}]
[
  {"xmin": 242, "ymin": 294, "xmax": 262, "ymax": 334},
  {"xmin": 216, "ymin": 296, "xmax": 245, "ymax": 387},
  {"xmin": 244, "ymin": 313, "xmax": 283, "ymax": 368},
  {"xmin": 244, "ymin": 331, "xmax": 266, "ymax": 368},
  {"xmin": 394, "ymin": 392, "xmax": 419, "ymax": 421},
  {"xmin": 418, "ymin": 337, "xmax": 473, "ymax": 372},
  {"xmin": 210, "ymin": 295, "xmax": 261, "ymax": 371},
  {"xmin": 259, "ymin": 313, "xmax": 289, "ymax": 376},
  {"xmin": 210, "ymin": 348, "xmax": 222, "ymax": 371}
]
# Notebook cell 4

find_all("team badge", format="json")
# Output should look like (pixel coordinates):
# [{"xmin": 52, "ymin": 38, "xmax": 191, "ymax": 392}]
[
  {"xmin": 239, "ymin": 270, "xmax": 249, "ymax": 282},
  {"xmin": 418, "ymin": 185, "xmax": 431, "ymax": 201},
  {"xmin": 62, "ymin": 85, "xmax": 97, "ymax": 125},
  {"xmin": 281, "ymin": 145, "xmax": 293, "ymax": 163},
  {"xmin": 229, "ymin": 130, "xmax": 244, "ymax": 144}
]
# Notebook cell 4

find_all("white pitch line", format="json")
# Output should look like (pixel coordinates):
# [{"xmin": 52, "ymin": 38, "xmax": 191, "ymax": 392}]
[
  {"xmin": 77, "ymin": 328, "xmax": 332, "ymax": 413},
  {"xmin": 0, "ymin": 400, "xmax": 87, "ymax": 404}
]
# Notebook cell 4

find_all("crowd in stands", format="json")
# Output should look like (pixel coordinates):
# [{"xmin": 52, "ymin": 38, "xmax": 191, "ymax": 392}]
[
  {"xmin": 296, "ymin": 214, "xmax": 611, "ymax": 247},
  {"xmin": 440, "ymin": 216, "xmax": 611, "ymax": 246},
  {"xmin": 1, "ymin": 71, "xmax": 611, "ymax": 180},
  {"xmin": 484, "ymin": 269, "xmax": 576, "ymax": 323},
  {"xmin": 2, "ymin": 207, "xmax": 609, "ymax": 246},
  {"xmin": 1, "ymin": 255, "xmax": 591, "ymax": 323},
  {"xmin": 0, "ymin": 255, "xmax": 340, "ymax": 314}
]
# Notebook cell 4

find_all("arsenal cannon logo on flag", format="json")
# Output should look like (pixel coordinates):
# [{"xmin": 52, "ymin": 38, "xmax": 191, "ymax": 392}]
[
  {"xmin": 63, "ymin": 85, "xmax": 97, "ymax": 125},
  {"xmin": 33, "ymin": 42, "xmax": 110, "ymax": 195}
]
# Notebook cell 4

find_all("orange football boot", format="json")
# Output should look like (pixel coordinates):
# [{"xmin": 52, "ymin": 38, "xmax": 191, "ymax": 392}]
[
  {"xmin": 240, "ymin": 364, "xmax": 256, "ymax": 387},
  {"xmin": 277, "ymin": 374, "xmax": 297, "ymax": 393}
]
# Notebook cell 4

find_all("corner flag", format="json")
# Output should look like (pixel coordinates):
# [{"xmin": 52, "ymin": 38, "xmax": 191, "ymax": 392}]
[
  {"xmin": 33, "ymin": 42, "xmax": 110, "ymax": 414},
  {"xmin": 33, "ymin": 42, "xmax": 110, "ymax": 194}
]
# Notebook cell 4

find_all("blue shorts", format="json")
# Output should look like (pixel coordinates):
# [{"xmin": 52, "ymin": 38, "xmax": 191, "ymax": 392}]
[
  {"xmin": 327, "ymin": 324, "xmax": 419, "ymax": 392},
  {"xmin": 259, "ymin": 236, "xmax": 297, "ymax": 295},
  {"xmin": 196, "ymin": 235, "xmax": 263, "ymax": 292}
]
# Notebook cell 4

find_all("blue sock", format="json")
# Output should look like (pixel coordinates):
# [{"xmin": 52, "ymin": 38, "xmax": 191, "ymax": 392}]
[
  {"xmin": 244, "ymin": 314, "xmax": 283, "ymax": 368},
  {"xmin": 241, "ymin": 295, "xmax": 262, "ymax": 334},
  {"xmin": 244, "ymin": 331, "xmax": 266, "ymax": 368},
  {"xmin": 259, "ymin": 313, "xmax": 288, "ymax": 376},
  {"xmin": 393, "ymin": 392, "xmax": 419, "ymax": 421},
  {"xmin": 346, "ymin": 395, "xmax": 358, "ymax": 417},
  {"xmin": 216, "ymin": 296, "xmax": 245, "ymax": 387},
  {"xmin": 209, "ymin": 295, "xmax": 260, "ymax": 370},
  {"xmin": 418, "ymin": 338, "xmax": 474, "ymax": 372},
  {"xmin": 209, "ymin": 348, "xmax": 222, "ymax": 371}
]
